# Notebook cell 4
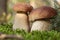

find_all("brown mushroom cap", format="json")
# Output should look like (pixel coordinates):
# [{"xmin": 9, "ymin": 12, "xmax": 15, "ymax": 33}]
[
  {"xmin": 29, "ymin": 6, "xmax": 57, "ymax": 21},
  {"xmin": 13, "ymin": 3, "xmax": 33, "ymax": 13}
]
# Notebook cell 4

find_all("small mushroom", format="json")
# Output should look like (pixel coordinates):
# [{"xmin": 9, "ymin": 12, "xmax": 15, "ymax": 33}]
[
  {"xmin": 29, "ymin": 6, "xmax": 57, "ymax": 31},
  {"xmin": 13, "ymin": 3, "xmax": 33, "ymax": 32}
]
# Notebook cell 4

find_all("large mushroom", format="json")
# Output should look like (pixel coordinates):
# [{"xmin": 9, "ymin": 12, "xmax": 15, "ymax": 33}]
[
  {"xmin": 29, "ymin": 6, "xmax": 57, "ymax": 31},
  {"xmin": 13, "ymin": 3, "xmax": 33, "ymax": 32}
]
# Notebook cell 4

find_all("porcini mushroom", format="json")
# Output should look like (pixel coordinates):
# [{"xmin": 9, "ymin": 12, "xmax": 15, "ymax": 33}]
[
  {"xmin": 13, "ymin": 3, "xmax": 33, "ymax": 32},
  {"xmin": 29, "ymin": 6, "xmax": 57, "ymax": 31}
]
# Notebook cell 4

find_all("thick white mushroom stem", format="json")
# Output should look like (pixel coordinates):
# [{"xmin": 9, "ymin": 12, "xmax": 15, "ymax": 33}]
[
  {"xmin": 13, "ymin": 13, "xmax": 29, "ymax": 32},
  {"xmin": 31, "ymin": 20, "xmax": 52, "ymax": 32}
]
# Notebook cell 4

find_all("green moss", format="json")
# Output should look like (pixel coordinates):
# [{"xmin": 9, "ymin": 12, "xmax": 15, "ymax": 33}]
[{"xmin": 0, "ymin": 23, "xmax": 60, "ymax": 40}]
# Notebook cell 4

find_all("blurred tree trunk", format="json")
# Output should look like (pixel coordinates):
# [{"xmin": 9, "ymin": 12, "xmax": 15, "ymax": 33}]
[
  {"xmin": 0, "ymin": 0, "xmax": 8, "ymax": 24},
  {"xmin": 0, "ymin": 0, "xmax": 7, "ymax": 12}
]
